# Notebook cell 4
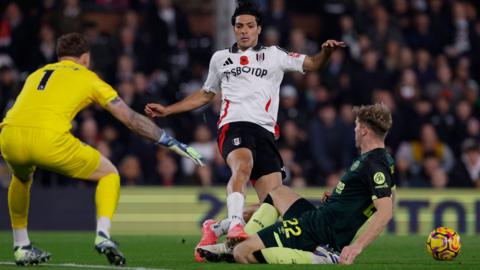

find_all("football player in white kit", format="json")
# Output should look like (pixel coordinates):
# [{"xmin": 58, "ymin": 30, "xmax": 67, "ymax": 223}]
[{"xmin": 145, "ymin": 0, "xmax": 345, "ymax": 262}]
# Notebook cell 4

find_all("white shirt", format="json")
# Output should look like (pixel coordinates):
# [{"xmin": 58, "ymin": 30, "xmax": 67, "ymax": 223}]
[{"xmin": 202, "ymin": 43, "xmax": 305, "ymax": 134}]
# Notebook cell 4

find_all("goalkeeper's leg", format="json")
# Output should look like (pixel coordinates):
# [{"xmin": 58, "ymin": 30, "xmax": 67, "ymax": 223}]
[
  {"xmin": 9, "ymin": 174, "xmax": 33, "ymax": 247},
  {"xmin": 88, "ymin": 156, "xmax": 125, "ymax": 265},
  {"xmin": 9, "ymin": 172, "xmax": 52, "ymax": 266}
]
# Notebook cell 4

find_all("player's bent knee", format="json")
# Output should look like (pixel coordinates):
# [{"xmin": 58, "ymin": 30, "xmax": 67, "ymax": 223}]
[
  {"xmin": 233, "ymin": 162, "xmax": 253, "ymax": 177},
  {"xmin": 14, "ymin": 173, "xmax": 34, "ymax": 183},
  {"xmin": 227, "ymin": 151, "xmax": 253, "ymax": 174},
  {"xmin": 88, "ymin": 156, "xmax": 118, "ymax": 180}
]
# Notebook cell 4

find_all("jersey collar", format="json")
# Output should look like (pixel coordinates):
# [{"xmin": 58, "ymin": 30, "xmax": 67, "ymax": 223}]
[
  {"xmin": 361, "ymin": 147, "xmax": 386, "ymax": 158},
  {"xmin": 59, "ymin": 59, "xmax": 82, "ymax": 67},
  {"xmin": 230, "ymin": 42, "xmax": 264, "ymax": 53}
]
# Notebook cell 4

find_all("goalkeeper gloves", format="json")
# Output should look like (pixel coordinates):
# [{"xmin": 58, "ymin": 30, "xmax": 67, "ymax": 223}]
[{"xmin": 157, "ymin": 132, "xmax": 204, "ymax": 166}]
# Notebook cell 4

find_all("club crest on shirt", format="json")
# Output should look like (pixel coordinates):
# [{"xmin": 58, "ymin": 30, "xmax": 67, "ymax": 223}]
[
  {"xmin": 233, "ymin": 137, "xmax": 241, "ymax": 146},
  {"xmin": 256, "ymin": 52, "xmax": 265, "ymax": 63}
]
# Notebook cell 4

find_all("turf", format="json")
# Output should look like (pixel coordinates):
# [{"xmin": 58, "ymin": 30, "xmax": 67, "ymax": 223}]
[{"xmin": 0, "ymin": 232, "xmax": 479, "ymax": 270}]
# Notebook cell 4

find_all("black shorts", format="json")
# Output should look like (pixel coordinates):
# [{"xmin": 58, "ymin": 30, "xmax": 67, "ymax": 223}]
[
  {"xmin": 257, "ymin": 198, "xmax": 336, "ymax": 252},
  {"xmin": 217, "ymin": 122, "xmax": 285, "ymax": 182}
]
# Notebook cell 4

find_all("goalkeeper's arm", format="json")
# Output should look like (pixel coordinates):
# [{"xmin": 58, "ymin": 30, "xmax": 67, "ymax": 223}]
[{"xmin": 105, "ymin": 97, "xmax": 204, "ymax": 166}]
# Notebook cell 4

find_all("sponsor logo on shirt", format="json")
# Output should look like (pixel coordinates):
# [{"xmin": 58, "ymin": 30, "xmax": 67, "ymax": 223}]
[
  {"xmin": 222, "ymin": 66, "xmax": 268, "ymax": 80},
  {"xmin": 374, "ymin": 184, "xmax": 389, "ymax": 189},
  {"xmin": 335, "ymin": 181, "xmax": 345, "ymax": 194},
  {"xmin": 223, "ymin": 57, "xmax": 233, "ymax": 66},
  {"xmin": 373, "ymin": 172, "xmax": 386, "ymax": 185}
]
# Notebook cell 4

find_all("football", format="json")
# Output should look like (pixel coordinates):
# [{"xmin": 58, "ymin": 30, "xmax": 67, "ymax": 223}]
[{"xmin": 426, "ymin": 227, "xmax": 461, "ymax": 261}]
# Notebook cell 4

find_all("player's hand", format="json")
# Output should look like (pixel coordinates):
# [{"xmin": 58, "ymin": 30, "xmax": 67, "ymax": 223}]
[
  {"xmin": 145, "ymin": 103, "xmax": 170, "ymax": 118},
  {"xmin": 321, "ymin": 191, "xmax": 331, "ymax": 203},
  {"xmin": 339, "ymin": 243, "xmax": 362, "ymax": 265},
  {"xmin": 157, "ymin": 133, "xmax": 204, "ymax": 166},
  {"xmin": 321, "ymin": 40, "xmax": 346, "ymax": 54}
]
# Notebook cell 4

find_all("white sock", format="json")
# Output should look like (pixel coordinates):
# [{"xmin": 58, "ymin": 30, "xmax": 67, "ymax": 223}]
[
  {"xmin": 13, "ymin": 228, "xmax": 30, "ymax": 247},
  {"xmin": 227, "ymin": 192, "xmax": 245, "ymax": 229},
  {"xmin": 211, "ymin": 219, "xmax": 231, "ymax": 237},
  {"xmin": 96, "ymin": 216, "xmax": 111, "ymax": 238}
]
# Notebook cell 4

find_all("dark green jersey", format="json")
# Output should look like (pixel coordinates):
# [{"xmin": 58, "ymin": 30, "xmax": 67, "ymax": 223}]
[{"xmin": 302, "ymin": 148, "xmax": 395, "ymax": 251}]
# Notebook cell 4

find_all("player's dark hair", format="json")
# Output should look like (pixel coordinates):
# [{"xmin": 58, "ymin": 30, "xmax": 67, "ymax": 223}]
[
  {"xmin": 56, "ymin": 33, "xmax": 90, "ymax": 58},
  {"xmin": 353, "ymin": 103, "xmax": 392, "ymax": 139},
  {"xmin": 231, "ymin": 0, "xmax": 263, "ymax": 26}
]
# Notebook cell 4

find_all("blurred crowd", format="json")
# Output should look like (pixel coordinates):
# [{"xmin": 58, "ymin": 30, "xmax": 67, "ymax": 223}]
[{"xmin": 1, "ymin": 0, "xmax": 480, "ymax": 189}]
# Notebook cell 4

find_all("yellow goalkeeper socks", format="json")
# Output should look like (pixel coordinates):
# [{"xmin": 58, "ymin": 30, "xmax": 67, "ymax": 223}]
[
  {"xmin": 95, "ymin": 173, "xmax": 120, "ymax": 221},
  {"xmin": 8, "ymin": 175, "xmax": 32, "ymax": 247},
  {"xmin": 8, "ymin": 175, "xmax": 32, "ymax": 230},
  {"xmin": 244, "ymin": 202, "xmax": 279, "ymax": 235}
]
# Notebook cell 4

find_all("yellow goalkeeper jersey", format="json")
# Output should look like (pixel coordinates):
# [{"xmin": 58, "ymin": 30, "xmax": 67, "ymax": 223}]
[{"xmin": 0, "ymin": 60, "xmax": 118, "ymax": 133}]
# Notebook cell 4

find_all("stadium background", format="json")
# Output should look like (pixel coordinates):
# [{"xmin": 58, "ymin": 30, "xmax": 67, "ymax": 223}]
[{"xmin": 0, "ymin": 0, "xmax": 480, "ymax": 236}]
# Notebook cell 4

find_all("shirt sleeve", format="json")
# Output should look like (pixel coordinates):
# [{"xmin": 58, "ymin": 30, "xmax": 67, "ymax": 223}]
[
  {"xmin": 364, "ymin": 161, "xmax": 393, "ymax": 200},
  {"xmin": 90, "ymin": 73, "xmax": 118, "ymax": 107},
  {"xmin": 275, "ymin": 46, "xmax": 306, "ymax": 73},
  {"xmin": 202, "ymin": 53, "xmax": 221, "ymax": 94}
]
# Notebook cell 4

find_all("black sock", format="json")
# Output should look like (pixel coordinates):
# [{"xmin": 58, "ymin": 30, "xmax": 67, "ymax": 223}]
[
  {"xmin": 263, "ymin": 194, "xmax": 274, "ymax": 206},
  {"xmin": 253, "ymin": 250, "xmax": 267, "ymax": 263}
]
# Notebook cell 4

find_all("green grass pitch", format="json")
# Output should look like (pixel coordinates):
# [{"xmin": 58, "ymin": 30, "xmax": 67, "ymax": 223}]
[{"xmin": 0, "ymin": 232, "xmax": 479, "ymax": 270}]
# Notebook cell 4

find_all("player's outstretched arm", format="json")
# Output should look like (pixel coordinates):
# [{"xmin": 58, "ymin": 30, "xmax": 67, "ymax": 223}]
[
  {"xmin": 302, "ymin": 40, "xmax": 346, "ymax": 72},
  {"xmin": 145, "ymin": 89, "xmax": 216, "ymax": 118},
  {"xmin": 106, "ymin": 97, "xmax": 204, "ymax": 166},
  {"xmin": 339, "ymin": 196, "xmax": 393, "ymax": 265}
]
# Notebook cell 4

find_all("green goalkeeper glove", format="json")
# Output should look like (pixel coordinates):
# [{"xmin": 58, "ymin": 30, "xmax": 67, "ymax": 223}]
[{"xmin": 157, "ymin": 132, "xmax": 204, "ymax": 166}]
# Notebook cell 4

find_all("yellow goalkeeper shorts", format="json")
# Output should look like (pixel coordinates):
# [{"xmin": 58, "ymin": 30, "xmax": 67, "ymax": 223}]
[{"xmin": 0, "ymin": 126, "xmax": 101, "ymax": 180}]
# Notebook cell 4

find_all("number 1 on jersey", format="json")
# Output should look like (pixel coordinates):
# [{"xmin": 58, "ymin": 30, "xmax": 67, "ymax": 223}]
[{"xmin": 37, "ymin": 70, "xmax": 55, "ymax": 90}]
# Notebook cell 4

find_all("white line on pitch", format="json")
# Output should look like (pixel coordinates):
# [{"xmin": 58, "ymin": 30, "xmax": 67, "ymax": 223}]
[{"xmin": 0, "ymin": 261, "xmax": 170, "ymax": 270}]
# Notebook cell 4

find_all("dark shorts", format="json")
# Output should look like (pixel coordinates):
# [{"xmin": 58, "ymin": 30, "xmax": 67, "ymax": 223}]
[
  {"xmin": 217, "ymin": 121, "xmax": 285, "ymax": 182},
  {"xmin": 257, "ymin": 198, "xmax": 336, "ymax": 252}
]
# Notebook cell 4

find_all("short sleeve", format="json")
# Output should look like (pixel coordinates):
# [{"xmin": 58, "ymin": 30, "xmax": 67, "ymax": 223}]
[
  {"xmin": 364, "ymin": 161, "xmax": 393, "ymax": 200},
  {"xmin": 91, "ymin": 74, "xmax": 118, "ymax": 107},
  {"xmin": 275, "ymin": 46, "xmax": 306, "ymax": 73},
  {"xmin": 202, "ymin": 53, "xmax": 221, "ymax": 94}
]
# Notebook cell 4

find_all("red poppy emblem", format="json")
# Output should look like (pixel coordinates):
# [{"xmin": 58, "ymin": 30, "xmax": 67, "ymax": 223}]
[
  {"xmin": 240, "ymin": 56, "xmax": 249, "ymax": 65},
  {"xmin": 288, "ymin": 52, "xmax": 300, "ymax": 58}
]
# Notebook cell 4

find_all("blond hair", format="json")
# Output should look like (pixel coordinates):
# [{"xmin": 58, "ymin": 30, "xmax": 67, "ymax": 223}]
[{"xmin": 353, "ymin": 103, "xmax": 392, "ymax": 138}]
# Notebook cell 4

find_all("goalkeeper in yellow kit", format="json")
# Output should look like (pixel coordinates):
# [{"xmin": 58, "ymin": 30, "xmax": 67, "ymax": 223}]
[{"xmin": 0, "ymin": 33, "xmax": 203, "ymax": 266}]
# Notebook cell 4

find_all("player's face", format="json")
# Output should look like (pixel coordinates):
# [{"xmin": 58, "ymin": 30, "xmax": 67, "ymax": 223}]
[
  {"xmin": 354, "ymin": 119, "xmax": 365, "ymax": 149},
  {"xmin": 234, "ymin": 15, "xmax": 261, "ymax": 50}
]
